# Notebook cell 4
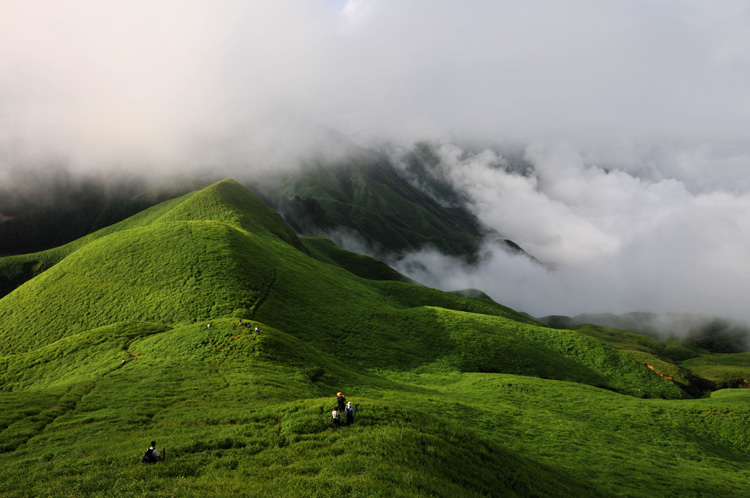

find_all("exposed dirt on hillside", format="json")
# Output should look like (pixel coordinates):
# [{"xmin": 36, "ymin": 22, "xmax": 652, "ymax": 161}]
[{"xmin": 646, "ymin": 364, "xmax": 674, "ymax": 381}]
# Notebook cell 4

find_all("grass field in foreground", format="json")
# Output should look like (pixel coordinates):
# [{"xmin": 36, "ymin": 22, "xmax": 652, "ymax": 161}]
[{"xmin": 1, "ymin": 319, "xmax": 748, "ymax": 497}]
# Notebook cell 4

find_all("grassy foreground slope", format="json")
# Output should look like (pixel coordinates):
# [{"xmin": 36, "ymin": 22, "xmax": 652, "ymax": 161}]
[{"xmin": 1, "ymin": 179, "xmax": 749, "ymax": 497}]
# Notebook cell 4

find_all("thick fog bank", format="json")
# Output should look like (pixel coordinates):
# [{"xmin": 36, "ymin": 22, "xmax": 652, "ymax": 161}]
[{"xmin": 387, "ymin": 141, "xmax": 750, "ymax": 326}]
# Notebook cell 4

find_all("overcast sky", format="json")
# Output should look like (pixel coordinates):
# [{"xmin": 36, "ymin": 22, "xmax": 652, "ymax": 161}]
[{"xmin": 2, "ymin": 0, "xmax": 750, "ymax": 320}]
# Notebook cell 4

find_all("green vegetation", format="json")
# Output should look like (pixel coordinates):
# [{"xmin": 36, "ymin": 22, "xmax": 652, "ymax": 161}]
[
  {"xmin": 264, "ymin": 148, "xmax": 487, "ymax": 259},
  {"xmin": 681, "ymin": 353, "xmax": 750, "ymax": 388},
  {"xmin": 573, "ymin": 324, "xmax": 719, "ymax": 396},
  {"xmin": 1, "ymin": 179, "xmax": 749, "ymax": 497},
  {"xmin": 0, "ymin": 193, "xmax": 194, "ymax": 300}
]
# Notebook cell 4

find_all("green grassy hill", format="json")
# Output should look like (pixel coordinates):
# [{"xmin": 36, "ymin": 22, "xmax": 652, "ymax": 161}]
[
  {"xmin": 1, "ymin": 179, "xmax": 749, "ymax": 497},
  {"xmin": 680, "ymin": 353, "xmax": 750, "ymax": 389}
]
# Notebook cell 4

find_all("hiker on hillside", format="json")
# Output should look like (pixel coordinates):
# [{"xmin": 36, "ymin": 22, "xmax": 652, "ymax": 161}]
[
  {"xmin": 345, "ymin": 402, "xmax": 356, "ymax": 425},
  {"xmin": 336, "ymin": 392, "xmax": 346, "ymax": 412},
  {"xmin": 142, "ymin": 441, "xmax": 160, "ymax": 463},
  {"xmin": 332, "ymin": 408, "xmax": 341, "ymax": 429}
]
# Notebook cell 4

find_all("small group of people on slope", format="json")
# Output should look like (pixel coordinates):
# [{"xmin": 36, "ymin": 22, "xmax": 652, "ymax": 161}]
[
  {"xmin": 331, "ymin": 391, "xmax": 358, "ymax": 429},
  {"xmin": 207, "ymin": 321, "xmax": 260, "ymax": 337},
  {"xmin": 237, "ymin": 319, "xmax": 261, "ymax": 336}
]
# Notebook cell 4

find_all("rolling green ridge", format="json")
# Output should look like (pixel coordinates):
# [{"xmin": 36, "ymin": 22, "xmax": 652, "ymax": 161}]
[
  {"xmin": 1, "ymin": 179, "xmax": 749, "ymax": 497},
  {"xmin": 0, "ymin": 173, "xmax": 150, "ymax": 256},
  {"xmin": 0, "ymin": 172, "xmax": 216, "ymax": 258},
  {"xmin": 0, "ymin": 193, "xmax": 195, "ymax": 300},
  {"xmin": 680, "ymin": 353, "xmax": 750, "ymax": 388}
]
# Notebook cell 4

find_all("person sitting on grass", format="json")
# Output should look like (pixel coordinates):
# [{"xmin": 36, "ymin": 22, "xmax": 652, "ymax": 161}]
[{"xmin": 142, "ymin": 441, "xmax": 160, "ymax": 464}]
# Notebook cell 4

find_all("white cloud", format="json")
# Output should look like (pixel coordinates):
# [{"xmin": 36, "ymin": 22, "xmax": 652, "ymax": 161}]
[
  {"xmin": 3, "ymin": 0, "xmax": 749, "ymax": 170},
  {"xmin": 393, "ymin": 142, "xmax": 750, "ymax": 322}
]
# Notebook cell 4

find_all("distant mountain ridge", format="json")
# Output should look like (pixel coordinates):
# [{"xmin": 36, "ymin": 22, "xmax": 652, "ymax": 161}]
[{"xmin": 538, "ymin": 311, "xmax": 750, "ymax": 353}]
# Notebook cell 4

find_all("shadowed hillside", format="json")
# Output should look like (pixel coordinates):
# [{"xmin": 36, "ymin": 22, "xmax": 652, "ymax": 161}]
[{"xmin": 261, "ymin": 147, "xmax": 490, "ymax": 260}]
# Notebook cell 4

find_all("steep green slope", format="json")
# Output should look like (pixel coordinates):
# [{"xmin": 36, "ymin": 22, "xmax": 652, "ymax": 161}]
[
  {"xmin": 2, "ymin": 178, "xmax": 748, "ymax": 497},
  {"xmin": 0, "ymin": 194, "xmax": 193, "ymax": 299},
  {"xmin": 264, "ymin": 150, "xmax": 487, "ymax": 259}
]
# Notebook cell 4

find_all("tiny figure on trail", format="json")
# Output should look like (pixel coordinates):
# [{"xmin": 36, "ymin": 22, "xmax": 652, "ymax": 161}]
[
  {"xmin": 255, "ymin": 326, "xmax": 260, "ymax": 336},
  {"xmin": 332, "ymin": 408, "xmax": 341, "ymax": 429},
  {"xmin": 345, "ymin": 402, "xmax": 356, "ymax": 425},
  {"xmin": 142, "ymin": 441, "xmax": 161, "ymax": 464},
  {"xmin": 207, "ymin": 323, "xmax": 211, "ymax": 329},
  {"xmin": 336, "ymin": 392, "xmax": 346, "ymax": 413}
]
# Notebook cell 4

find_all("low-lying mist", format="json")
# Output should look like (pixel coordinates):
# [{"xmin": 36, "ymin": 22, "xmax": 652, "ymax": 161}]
[{"xmin": 385, "ymin": 141, "xmax": 750, "ymax": 328}]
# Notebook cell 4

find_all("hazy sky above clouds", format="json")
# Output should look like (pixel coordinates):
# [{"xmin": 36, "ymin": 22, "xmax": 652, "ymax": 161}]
[
  {"xmin": 2, "ymin": 0, "xmax": 749, "ymax": 166},
  {"xmin": 2, "ymin": 0, "xmax": 750, "ymax": 320}
]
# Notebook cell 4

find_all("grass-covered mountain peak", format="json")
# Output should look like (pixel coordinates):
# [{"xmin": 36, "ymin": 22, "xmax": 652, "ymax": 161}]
[
  {"xmin": 153, "ymin": 179, "xmax": 306, "ymax": 252},
  {"xmin": 0, "ymin": 179, "xmax": 306, "ymax": 353}
]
